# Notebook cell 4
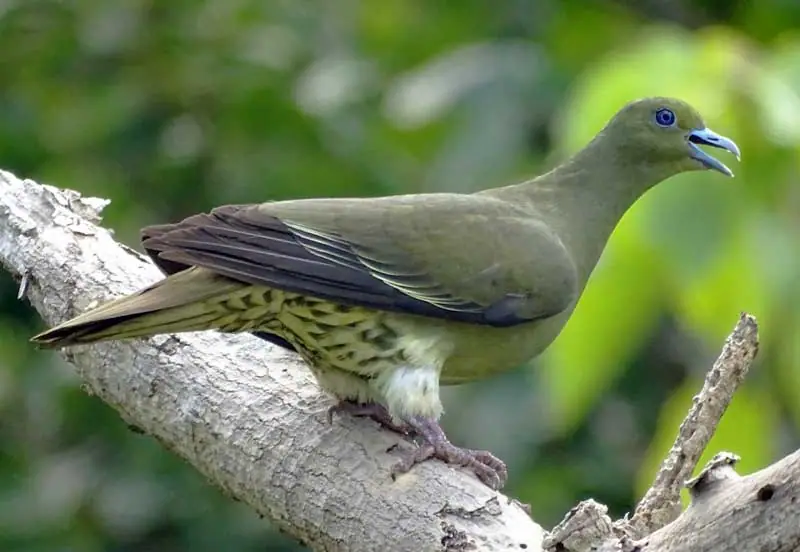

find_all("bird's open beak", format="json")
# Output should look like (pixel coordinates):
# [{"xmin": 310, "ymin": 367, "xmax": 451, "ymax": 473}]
[{"xmin": 687, "ymin": 128, "xmax": 741, "ymax": 177}]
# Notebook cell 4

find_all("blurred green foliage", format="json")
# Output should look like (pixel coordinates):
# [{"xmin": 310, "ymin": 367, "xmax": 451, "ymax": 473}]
[{"xmin": 0, "ymin": 1, "xmax": 799, "ymax": 550}]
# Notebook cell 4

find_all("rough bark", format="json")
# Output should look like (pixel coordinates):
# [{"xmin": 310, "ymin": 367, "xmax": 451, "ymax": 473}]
[
  {"xmin": 1, "ymin": 167, "xmax": 798, "ymax": 552},
  {"xmin": 544, "ymin": 449, "xmax": 800, "ymax": 551},
  {"xmin": 598, "ymin": 450, "xmax": 800, "ymax": 552},
  {"xmin": 543, "ymin": 317, "xmax": 800, "ymax": 551}
]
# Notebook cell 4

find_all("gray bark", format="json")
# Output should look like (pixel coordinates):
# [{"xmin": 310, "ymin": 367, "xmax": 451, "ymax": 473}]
[
  {"xmin": 593, "ymin": 450, "xmax": 800, "ymax": 551},
  {"xmin": 1, "ymin": 167, "xmax": 797, "ymax": 552},
  {"xmin": 543, "ymin": 317, "xmax": 800, "ymax": 551}
]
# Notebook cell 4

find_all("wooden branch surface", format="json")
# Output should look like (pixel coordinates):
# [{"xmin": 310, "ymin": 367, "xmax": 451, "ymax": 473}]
[
  {"xmin": 609, "ymin": 450, "xmax": 800, "ymax": 552},
  {"xmin": 625, "ymin": 313, "xmax": 760, "ymax": 536},
  {"xmin": 545, "ymin": 314, "xmax": 800, "ymax": 551}
]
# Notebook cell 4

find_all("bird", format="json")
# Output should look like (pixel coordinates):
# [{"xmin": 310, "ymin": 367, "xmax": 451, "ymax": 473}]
[{"xmin": 31, "ymin": 97, "xmax": 740, "ymax": 491}]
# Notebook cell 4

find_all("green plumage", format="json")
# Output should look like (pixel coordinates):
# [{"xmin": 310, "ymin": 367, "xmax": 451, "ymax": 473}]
[{"xmin": 31, "ymin": 97, "xmax": 740, "ymax": 490}]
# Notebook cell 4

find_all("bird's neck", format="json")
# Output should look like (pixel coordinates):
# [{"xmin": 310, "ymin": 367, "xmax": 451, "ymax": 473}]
[{"xmin": 493, "ymin": 136, "xmax": 674, "ymax": 283}]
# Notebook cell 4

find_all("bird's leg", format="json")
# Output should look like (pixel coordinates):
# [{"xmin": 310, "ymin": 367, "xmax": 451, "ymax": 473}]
[
  {"xmin": 327, "ymin": 400, "xmax": 414, "ymax": 436},
  {"xmin": 391, "ymin": 416, "xmax": 508, "ymax": 490}
]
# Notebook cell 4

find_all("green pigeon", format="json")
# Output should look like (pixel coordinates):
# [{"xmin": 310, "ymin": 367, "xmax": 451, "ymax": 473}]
[{"xmin": 32, "ymin": 97, "xmax": 740, "ymax": 490}]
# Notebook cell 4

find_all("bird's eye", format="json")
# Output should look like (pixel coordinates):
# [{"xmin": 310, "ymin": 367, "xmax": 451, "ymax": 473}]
[{"xmin": 655, "ymin": 108, "xmax": 676, "ymax": 127}]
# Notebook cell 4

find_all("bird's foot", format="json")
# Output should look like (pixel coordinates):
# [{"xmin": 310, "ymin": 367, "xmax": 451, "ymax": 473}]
[
  {"xmin": 391, "ymin": 416, "xmax": 508, "ymax": 490},
  {"xmin": 327, "ymin": 400, "xmax": 413, "ymax": 436}
]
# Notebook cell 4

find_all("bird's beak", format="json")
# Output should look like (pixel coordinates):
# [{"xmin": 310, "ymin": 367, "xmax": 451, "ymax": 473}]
[{"xmin": 687, "ymin": 128, "xmax": 741, "ymax": 177}]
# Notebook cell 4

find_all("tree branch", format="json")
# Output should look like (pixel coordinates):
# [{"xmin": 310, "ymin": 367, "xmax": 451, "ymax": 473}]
[
  {"xmin": 604, "ymin": 449, "xmax": 800, "ymax": 551},
  {"xmin": 548, "ymin": 448, "xmax": 800, "ymax": 551},
  {"xmin": 624, "ymin": 312, "xmax": 759, "ymax": 537},
  {"xmin": 0, "ymin": 170, "xmax": 542, "ymax": 550},
  {"xmin": 545, "ymin": 314, "xmax": 800, "ymax": 551}
]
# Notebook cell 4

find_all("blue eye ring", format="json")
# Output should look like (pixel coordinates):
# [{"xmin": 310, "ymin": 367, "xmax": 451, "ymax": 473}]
[{"xmin": 655, "ymin": 108, "xmax": 676, "ymax": 127}]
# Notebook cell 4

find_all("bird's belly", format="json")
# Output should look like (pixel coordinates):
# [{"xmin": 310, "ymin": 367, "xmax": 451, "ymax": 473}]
[{"xmin": 436, "ymin": 312, "xmax": 571, "ymax": 384}]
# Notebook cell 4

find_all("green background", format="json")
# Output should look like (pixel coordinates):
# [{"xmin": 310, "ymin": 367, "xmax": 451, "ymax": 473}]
[{"xmin": 1, "ymin": 1, "xmax": 799, "ymax": 550}]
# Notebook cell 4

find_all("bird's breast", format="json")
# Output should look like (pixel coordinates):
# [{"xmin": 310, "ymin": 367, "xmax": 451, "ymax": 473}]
[{"xmin": 429, "ymin": 311, "xmax": 572, "ymax": 384}]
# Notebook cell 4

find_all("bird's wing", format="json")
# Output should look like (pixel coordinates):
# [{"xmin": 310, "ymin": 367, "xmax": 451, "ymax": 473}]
[{"xmin": 140, "ymin": 196, "xmax": 578, "ymax": 328}]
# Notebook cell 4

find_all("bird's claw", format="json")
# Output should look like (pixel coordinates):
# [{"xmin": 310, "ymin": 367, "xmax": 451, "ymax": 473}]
[
  {"xmin": 328, "ymin": 404, "xmax": 509, "ymax": 489},
  {"xmin": 391, "ymin": 416, "xmax": 508, "ymax": 490},
  {"xmin": 391, "ymin": 441, "xmax": 507, "ymax": 490},
  {"xmin": 327, "ymin": 400, "xmax": 413, "ymax": 436}
]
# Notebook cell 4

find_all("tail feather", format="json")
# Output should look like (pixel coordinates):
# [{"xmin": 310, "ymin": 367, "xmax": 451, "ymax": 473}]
[{"xmin": 31, "ymin": 267, "xmax": 248, "ymax": 348}]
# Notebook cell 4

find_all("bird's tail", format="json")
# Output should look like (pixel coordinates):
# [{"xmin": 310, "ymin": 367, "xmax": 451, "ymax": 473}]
[{"xmin": 31, "ymin": 267, "xmax": 249, "ymax": 348}]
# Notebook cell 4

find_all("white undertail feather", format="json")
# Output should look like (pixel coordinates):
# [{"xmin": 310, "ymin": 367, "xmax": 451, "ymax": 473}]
[{"xmin": 372, "ymin": 327, "xmax": 453, "ymax": 421}]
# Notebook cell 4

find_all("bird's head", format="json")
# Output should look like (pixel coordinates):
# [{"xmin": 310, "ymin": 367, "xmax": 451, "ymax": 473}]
[{"xmin": 602, "ymin": 97, "xmax": 740, "ymax": 178}]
